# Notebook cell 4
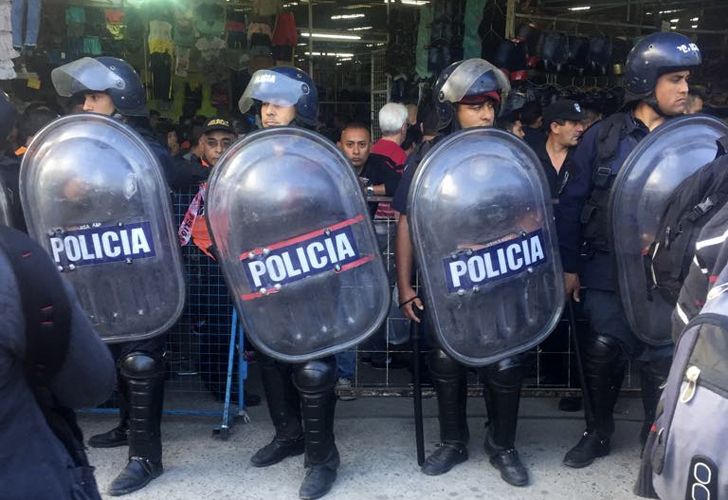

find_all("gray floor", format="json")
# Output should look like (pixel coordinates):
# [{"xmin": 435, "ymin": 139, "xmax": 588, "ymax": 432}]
[{"xmin": 81, "ymin": 395, "xmax": 647, "ymax": 500}]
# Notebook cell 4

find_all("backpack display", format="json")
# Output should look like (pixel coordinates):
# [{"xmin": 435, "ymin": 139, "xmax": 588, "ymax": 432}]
[
  {"xmin": 636, "ymin": 261, "xmax": 728, "ymax": 499},
  {"xmin": 648, "ymin": 145, "xmax": 728, "ymax": 305}
]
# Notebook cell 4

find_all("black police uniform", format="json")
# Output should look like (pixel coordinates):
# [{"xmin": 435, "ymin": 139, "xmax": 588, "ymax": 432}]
[
  {"xmin": 88, "ymin": 121, "xmax": 173, "ymax": 489},
  {"xmin": 393, "ymin": 136, "xmax": 530, "ymax": 486},
  {"xmin": 555, "ymin": 109, "xmax": 674, "ymax": 466}
]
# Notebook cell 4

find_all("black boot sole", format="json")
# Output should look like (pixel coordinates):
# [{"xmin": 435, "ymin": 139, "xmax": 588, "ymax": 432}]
[
  {"xmin": 250, "ymin": 444, "xmax": 305, "ymax": 468},
  {"xmin": 107, "ymin": 468, "xmax": 163, "ymax": 496},
  {"xmin": 88, "ymin": 438, "xmax": 128, "ymax": 449},
  {"xmin": 421, "ymin": 451, "xmax": 468, "ymax": 476},
  {"xmin": 489, "ymin": 457, "xmax": 529, "ymax": 487},
  {"xmin": 563, "ymin": 449, "xmax": 609, "ymax": 469}
]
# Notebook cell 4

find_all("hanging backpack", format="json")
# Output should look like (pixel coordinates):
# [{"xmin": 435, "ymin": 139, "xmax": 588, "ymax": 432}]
[
  {"xmin": 636, "ymin": 256, "xmax": 728, "ymax": 499},
  {"xmin": 647, "ymin": 142, "xmax": 728, "ymax": 305}
]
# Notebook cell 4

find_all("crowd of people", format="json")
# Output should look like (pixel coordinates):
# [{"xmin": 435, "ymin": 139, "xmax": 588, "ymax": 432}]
[{"xmin": 0, "ymin": 28, "xmax": 722, "ymax": 500}]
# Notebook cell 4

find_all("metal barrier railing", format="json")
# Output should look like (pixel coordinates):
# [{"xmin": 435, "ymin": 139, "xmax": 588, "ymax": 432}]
[{"xmin": 106, "ymin": 192, "xmax": 636, "ymax": 424}]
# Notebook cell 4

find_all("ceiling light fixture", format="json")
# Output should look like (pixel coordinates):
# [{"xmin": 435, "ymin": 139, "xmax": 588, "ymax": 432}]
[
  {"xmin": 331, "ymin": 13, "xmax": 365, "ymax": 20},
  {"xmin": 300, "ymin": 32, "xmax": 361, "ymax": 40}
]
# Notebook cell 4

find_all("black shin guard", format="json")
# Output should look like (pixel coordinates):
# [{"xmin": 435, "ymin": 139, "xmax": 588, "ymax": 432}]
[
  {"xmin": 482, "ymin": 355, "xmax": 527, "ymax": 451},
  {"xmin": 119, "ymin": 352, "xmax": 165, "ymax": 464},
  {"xmin": 582, "ymin": 335, "xmax": 627, "ymax": 439},
  {"xmin": 430, "ymin": 349, "xmax": 469, "ymax": 446},
  {"xmin": 259, "ymin": 354, "xmax": 303, "ymax": 441},
  {"xmin": 293, "ymin": 357, "xmax": 339, "ymax": 468}
]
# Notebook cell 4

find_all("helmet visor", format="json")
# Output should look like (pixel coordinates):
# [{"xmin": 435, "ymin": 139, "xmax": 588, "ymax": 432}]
[
  {"xmin": 238, "ymin": 69, "xmax": 310, "ymax": 114},
  {"xmin": 439, "ymin": 59, "xmax": 511, "ymax": 112},
  {"xmin": 51, "ymin": 57, "xmax": 126, "ymax": 97}
]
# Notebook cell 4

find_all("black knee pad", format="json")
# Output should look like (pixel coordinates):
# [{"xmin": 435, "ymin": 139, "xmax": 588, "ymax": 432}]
[
  {"xmin": 120, "ymin": 351, "xmax": 164, "ymax": 380},
  {"xmin": 293, "ymin": 358, "xmax": 336, "ymax": 394},
  {"xmin": 583, "ymin": 334, "xmax": 625, "ymax": 364},
  {"xmin": 483, "ymin": 354, "xmax": 528, "ymax": 388},
  {"xmin": 429, "ymin": 348, "xmax": 465, "ymax": 379}
]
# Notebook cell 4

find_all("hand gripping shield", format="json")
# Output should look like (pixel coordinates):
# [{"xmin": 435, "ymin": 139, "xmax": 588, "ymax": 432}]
[
  {"xmin": 610, "ymin": 114, "xmax": 728, "ymax": 346},
  {"xmin": 20, "ymin": 114, "xmax": 185, "ymax": 343},
  {"xmin": 206, "ymin": 127, "xmax": 390, "ymax": 363},
  {"xmin": 408, "ymin": 128, "xmax": 564, "ymax": 367}
]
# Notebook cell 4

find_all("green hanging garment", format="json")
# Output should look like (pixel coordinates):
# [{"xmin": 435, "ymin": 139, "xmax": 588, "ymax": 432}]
[
  {"xmin": 464, "ymin": 0, "xmax": 487, "ymax": 59},
  {"xmin": 415, "ymin": 4, "xmax": 433, "ymax": 79}
]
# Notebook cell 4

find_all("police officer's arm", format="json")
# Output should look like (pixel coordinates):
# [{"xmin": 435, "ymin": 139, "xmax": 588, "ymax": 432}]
[
  {"xmin": 396, "ymin": 214, "xmax": 424, "ymax": 322},
  {"xmin": 392, "ymin": 164, "xmax": 424, "ymax": 322},
  {"xmin": 555, "ymin": 125, "xmax": 599, "ymax": 301},
  {"xmin": 49, "ymin": 280, "xmax": 116, "ymax": 408}
]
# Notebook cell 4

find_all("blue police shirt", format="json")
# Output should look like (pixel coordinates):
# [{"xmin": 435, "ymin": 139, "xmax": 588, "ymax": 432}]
[{"xmin": 555, "ymin": 111, "xmax": 649, "ymax": 291}]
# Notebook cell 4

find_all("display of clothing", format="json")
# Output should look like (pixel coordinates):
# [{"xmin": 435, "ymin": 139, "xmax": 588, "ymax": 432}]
[
  {"xmin": 105, "ymin": 9, "xmax": 125, "ymax": 41},
  {"xmin": 195, "ymin": 3, "xmax": 225, "ymax": 37},
  {"xmin": 150, "ymin": 52, "xmax": 172, "ymax": 100},
  {"xmin": 148, "ymin": 19, "xmax": 174, "ymax": 55},
  {"xmin": 11, "ymin": 0, "xmax": 41, "ymax": 48},
  {"xmin": 195, "ymin": 36, "xmax": 226, "ymax": 61},
  {"xmin": 175, "ymin": 47, "xmax": 190, "ymax": 77},
  {"xmin": 0, "ymin": 1, "xmax": 18, "ymax": 79}
]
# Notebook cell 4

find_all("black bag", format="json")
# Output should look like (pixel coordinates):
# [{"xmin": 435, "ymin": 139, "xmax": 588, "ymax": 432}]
[
  {"xmin": 0, "ymin": 225, "xmax": 101, "ymax": 500},
  {"xmin": 647, "ymin": 145, "xmax": 728, "ymax": 305}
]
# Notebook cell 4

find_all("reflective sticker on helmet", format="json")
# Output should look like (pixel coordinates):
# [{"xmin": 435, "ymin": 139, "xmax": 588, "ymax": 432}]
[
  {"xmin": 443, "ymin": 229, "xmax": 548, "ymax": 293},
  {"xmin": 240, "ymin": 215, "xmax": 374, "ymax": 300},
  {"xmin": 49, "ymin": 221, "xmax": 156, "ymax": 266},
  {"xmin": 676, "ymin": 43, "xmax": 700, "ymax": 54},
  {"xmin": 254, "ymin": 73, "xmax": 276, "ymax": 84}
]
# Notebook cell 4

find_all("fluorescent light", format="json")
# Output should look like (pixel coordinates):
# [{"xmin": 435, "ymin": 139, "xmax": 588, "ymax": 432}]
[
  {"xmin": 658, "ymin": 9, "xmax": 681, "ymax": 14},
  {"xmin": 670, "ymin": 18, "xmax": 679, "ymax": 23},
  {"xmin": 347, "ymin": 26, "xmax": 373, "ymax": 31},
  {"xmin": 331, "ymin": 13, "xmax": 365, "ymax": 19},
  {"xmin": 304, "ymin": 51, "xmax": 355, "ymax": 58},
  {"xmin": 691, "ymin": 17, "xmax": 699, "ymax": 21},
  {"xmin": 300, "ymin": 32, "xmax": 361, "ymax": 40},
  {"xmin": 691, "ymin": 24, "xmax": 698, "ymax": 28},
  {"xmin": 387, "ymin": 0, "xmax": 430, "ymax": 5},
  {"xmin": 670, "ymin": 25, "xmax": 677, "ymax": 30},
  {"xmin": 568, "ymin": 6, "xmax": 591, "ymax": 11}
]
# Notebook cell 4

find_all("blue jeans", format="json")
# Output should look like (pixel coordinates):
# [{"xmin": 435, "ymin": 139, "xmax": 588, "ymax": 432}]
[
  {"xmin": 12, "ymin": 0, "xmax": 41, "ymax": 48},
  {"xmin": 335, "ymin": 351, "xmax": 356, "ymax": 380}
]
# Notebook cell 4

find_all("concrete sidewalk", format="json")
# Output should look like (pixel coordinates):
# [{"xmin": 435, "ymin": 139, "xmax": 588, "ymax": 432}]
[{"xmin": 81, "ymin": 395, "xmax": 647, "ymax": 500}]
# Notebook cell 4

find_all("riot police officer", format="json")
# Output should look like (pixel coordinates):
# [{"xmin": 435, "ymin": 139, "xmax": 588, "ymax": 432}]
[
  {"xmin": 237, "ymin": 67, "xmax": 340, "ymax": 500},
  {"xmin": 51, "ymin": 56, "xmax": 174, "ymax": 496},
  {"xmin": 556, "ymin": 32, "xmax": 702, "ymax": 468},
  {"xmin": 393, "ymin": 59, "xmax": 531, "ymax": 487}
]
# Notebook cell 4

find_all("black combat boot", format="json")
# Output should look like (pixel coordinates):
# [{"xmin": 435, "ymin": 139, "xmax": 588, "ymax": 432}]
[
  {"xmin": 421, "ymin": 349, "xmax": 469, "ymax": 476},
  {"xmin": 89, "ymin": 375, "xmax": 129, "ymax": 448},
  {"xmin": 251, "ymin": 355, "xmax": 305, "ymax": 467},
  {"xmin": 294, "ymin": 358, "xmax": 339, "ymax": 500},
  {"xmin": 108, "ymin": 352, "xmax": 165, "ymax": 496},
  {"xmin": 482, "ymin": 356, "xmax": 529, "ymax": 487},
  {"xmin": 564, "ymin": 335, "xmax": 626, "ymax": 469}
]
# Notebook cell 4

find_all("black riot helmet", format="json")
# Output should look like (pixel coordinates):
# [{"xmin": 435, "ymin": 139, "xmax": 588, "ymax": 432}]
[
  {"xmin": 433, "ymin": 58, "xmax": 511, "ymax": 131},
  {"xmin": 624, "ymin": 32, "xmax": 701, "ymax": 100},
  {"xmin": 238, "ymin": 66, "xmax": 319, "ymax": 128},
  {"xmin": 51, "ymin": 57, "xmax": 148, "ymax": 117}
]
